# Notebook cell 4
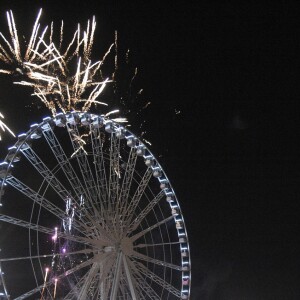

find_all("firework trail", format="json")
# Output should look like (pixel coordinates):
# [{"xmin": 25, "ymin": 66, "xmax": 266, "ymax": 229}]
[
  {"xmin": 0, "ymin": 9, "xmax": 114, "ymax": 115},
  {"xmin": 0, "ymin": 111, "xmax": 15, "ymax": 140}
]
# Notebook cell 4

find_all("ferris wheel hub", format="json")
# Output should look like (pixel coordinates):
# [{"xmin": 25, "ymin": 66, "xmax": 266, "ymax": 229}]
[{"xmin": 103, "ymin": 246, "xmax": 115, "ymax": 253}]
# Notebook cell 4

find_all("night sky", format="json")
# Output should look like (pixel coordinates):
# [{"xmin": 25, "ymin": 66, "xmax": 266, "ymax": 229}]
[{"xmin": 1, "ymin": 1, "xmax": 300, "ymax": 299}]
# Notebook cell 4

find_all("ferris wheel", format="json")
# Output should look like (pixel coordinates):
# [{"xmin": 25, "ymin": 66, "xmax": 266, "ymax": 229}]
[{"xmin": 0, "ymin": 112, "xmax": 191, "ymax": 300}]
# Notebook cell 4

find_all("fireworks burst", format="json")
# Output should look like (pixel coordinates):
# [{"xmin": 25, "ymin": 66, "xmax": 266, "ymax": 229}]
[
  {"xmin": 0, "ymin": 9, "xmax": 114, "ymax": 115},
  {"xmin": 0, "ymin": 8, "xmax": 155, "ymax": 148}
]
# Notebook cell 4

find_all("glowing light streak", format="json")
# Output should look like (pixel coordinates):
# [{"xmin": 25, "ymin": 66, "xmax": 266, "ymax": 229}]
[
  {"xmin": 53, "ymin": 278, "xmax": 58, "ymax": 299},
  {"xmin": 25, "ymin": 8, "xmax": 43, "ymax": 60},
  {"xmin": 52, "ymin": 227, "xmax": 58, "ymax": 241},
  {"xmin": 40, "ymin": 267, "xmax": 49, "ymax": 300},
  {"xmin": 0, "ymin": 69, "xmax": 11, "ymax": 74},
  {"xmin": 143, "ymin": 139, "xmax": 152, "ymax": 146},
  {"xmin": 70, "ymin": 145, "xmax": 87, "ymax": 158},
  {"xmin": 0, "ymin": 112, "xmax": 15, "ymax": 140},
  {"xmin": 105, "ymin": 109, "xmax": 119, "ymax": 117}
]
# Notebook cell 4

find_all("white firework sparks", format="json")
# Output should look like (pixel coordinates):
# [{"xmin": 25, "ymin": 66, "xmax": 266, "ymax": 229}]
[
  {"xmin": 0, "ymin": 112, "xmax": 15, "ymax": 141},
  {"xmin": 0, "ymin": 9, "xmax": 116, "ymax": 116}
]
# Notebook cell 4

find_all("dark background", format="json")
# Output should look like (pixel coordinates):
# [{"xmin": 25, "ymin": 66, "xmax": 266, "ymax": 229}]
[{"xmin": 1, "ymin": 1, "xmax": 300, "ymax": 299}]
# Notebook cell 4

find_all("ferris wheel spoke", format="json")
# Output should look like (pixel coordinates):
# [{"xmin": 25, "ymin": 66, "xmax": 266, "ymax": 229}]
[
  {"xmin": 122, "ymin": 254, "xmax": 138, "ymax": 299},
  {"xmin": 61, "ymin": 253, "xmax": 112, "ymax": 299},
  {"xmin": 131, "ymin": 250, "xmax": 182, "ymax": 271},
  {"xmin": 134, "ymin": 241, "xmax": 181, "ymax": 248},
  {"xmin": 122, "ymin": 167, "xmax": 153, "ymax": 229},
  {"xmin": 117, "ymin": 277, "xmax": 128, "ymax": 299},
  {"xmin": 79, "ymin": 213, "xmax": 114, "ymax": 244},
  {"xmin": 5, "ymin": 176, "xmax": 65, "ymax": 218},
  {"xmin": 127, "ymin": 190, "xmax": 165, "ymax": 234},
  {"xmin": 94, "ymin": 256, "xmax": 115, "ymax": 299},
  {"xmin": 77, "ymin": 200, "xmax": 116, "ymax": 239},
  {"xmin": 110, "ymin": 251, "xmax": 123, "ymax": 300},
  {"xmin": 116, "ymin": 148, "xmax": 137, "ymax": 216},
  {"xmin": 0, "ymin": 248, "xmax": 94, "ymax": 262},
  {"xmin": 0, "ymin": 263, "xmax": 9, "ymax": 299},
  {"xmin": 126, "ymin": 257, "xmax": 160, "ymax": 300},
  {"xmin": 0, "ymin": 214, "xmax": 98, "ymax": 246},
  {"xmin": 101, "ymin": 278, "xmax": 112, "ymax": 300},
  {"xmin": 133, "ymin": 261, "xmax": 182, "ymax": 298},
  {"xmin": 108, "ymin": 133, "xmax": 120, "ymax": 215},
  {"xmin": 20, "ymin": 146, "xmax": 71, "ymax": 201},
  {"xmin": 95, "ymin": 254, "xmax": 117, "ymax": 299},
  {"xmin": 100, "ymin": 255, "xmax": 120, "ymax": 300},
  {"xmin": 79, "ymin": 194, "xmax": 114, "ymax": 238},
  {"xmin": 90, "ymin": 126, "xmax": 108, "ymax": 204},
  {"xmin": 14, "ymin": 281, "xmax": 51, "ymax": 300},
  {"xmin": 4, "ymin": 176, "xmax": 90, "ymax": 236},
  {"xmin": 0, "ymin": 213, "xmax": 56, "ymax": 235},
  {"xmin": 133, "ymin": 273, "xmax": 160, "ymax": 300},
  {"xmin": 71, "ymin": 234, "xmax": 110, "ymax": 248},
  {"xmin": 119, "ymin": 275, "xmax": 135, "ymax": 299},
  {"xmin": 66, "ymin": 253, "xmax": 116, "ymax": 300},
  {"xmin": 57, "ymin": 254, "xmax": 101, "ymax": 285},
  {"xmin": 89, "ymin": 276, "xmax": 103, "ymax": 299},
  {"xmin": 62, "ymin": 270, "xmax": 91, "ymax": 299},
  {"xmin": 77, "ymin": 262, "xmax": 100, "ymax": 300},
  {"xmin": 15, "ymin": 256, "xmax": 95, "ymax": 300},
  {"xmin": 42, "ymin": 127, "xmax": 90, "ymax": 203},
  {"xmin": 20, "ymin": 146, "xmax": 93, "ymax": 232},
  {"xmin": 136, "ymin": 277, "xmax": 161, "ymax": 300},
  {"xmin": 110, "ymin": 134, "xmax": 124, "ymax": 240},
  {"xmin": 130, "ymin": 215, "xmax": 174, "ymax": 242},
  {"xmin": 67, "ymin": 124, "xmax": 99, "ymax": 205}
]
